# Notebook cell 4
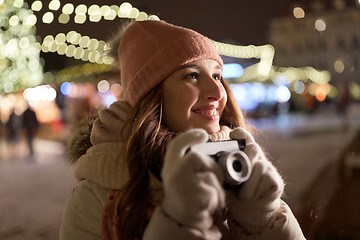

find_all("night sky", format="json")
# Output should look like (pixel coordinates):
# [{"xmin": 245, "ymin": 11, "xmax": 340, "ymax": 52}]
[{"xmin": 31, "ymin": 0, "xmax": 336, "ymax": 71}]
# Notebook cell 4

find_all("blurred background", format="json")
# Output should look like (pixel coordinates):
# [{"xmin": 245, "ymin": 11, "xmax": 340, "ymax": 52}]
[{"xmin": 1, "ymin": 0, "xmax": 360, "ymax": 239}]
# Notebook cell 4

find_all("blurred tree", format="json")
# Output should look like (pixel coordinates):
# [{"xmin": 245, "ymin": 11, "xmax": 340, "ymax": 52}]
[{"xmin": 0, "ymin": 0, "xmax": 44, "ymax": 95}]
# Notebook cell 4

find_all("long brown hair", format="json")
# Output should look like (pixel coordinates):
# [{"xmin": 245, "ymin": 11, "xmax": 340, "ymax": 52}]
[{"xmin": 101, "ymin": 78, "xmax": 248, "ymax": 240}]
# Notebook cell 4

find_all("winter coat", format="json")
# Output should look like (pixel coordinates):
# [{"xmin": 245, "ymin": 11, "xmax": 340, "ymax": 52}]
[{"xmin": 60, "ymin": 100, "xmax": 306, "ymax": 240}]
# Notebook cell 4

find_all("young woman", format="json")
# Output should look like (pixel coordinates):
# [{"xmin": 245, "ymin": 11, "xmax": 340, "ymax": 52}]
[{"xmin": 60, "ymin": 20, "xmax": 305, "ymax": 240}]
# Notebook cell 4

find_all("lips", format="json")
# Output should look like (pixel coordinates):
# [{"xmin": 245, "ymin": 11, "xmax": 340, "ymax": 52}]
[{"xmin": 192, "ymin": 105, "xmax": 219, "ymax": 120}]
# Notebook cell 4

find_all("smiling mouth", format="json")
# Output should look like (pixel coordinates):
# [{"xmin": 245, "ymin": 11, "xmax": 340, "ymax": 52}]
[{"xmin": 193, "ymin": 109, "xmax": 219, "ymax": 120}]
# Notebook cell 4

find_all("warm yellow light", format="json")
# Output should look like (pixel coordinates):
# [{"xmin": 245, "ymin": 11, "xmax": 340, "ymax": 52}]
[
  {"xmin": 82, "ymin": 50, "xmax": 90, "ymax": 61},
  {"xmin": 42, "ymin": 12, "xmax": 54, "ymax": 24},
  {"xmin": 334, "ymin": 59, "xmax": 345, "ymax": 73},
  {"xmin": 62, "ymin": 3, "xmax": 74, "ymax": 14},
  {"xmin": 100, "ymin": 5, "xmax": 110, "ymax": 15},
  {"xmin": 79, "ymin": 36, "xmax": 90, "ymax": 48},
  {"xmin": 31, "ymin": 1, "xmax": 42, "ymax": 11},
  {"xmin": 97, "ymin": 80, "xmax": 110, "ymax": 93},
  {"xmin": 293, "ymin": 7, "xmax": 305, "ymax": 18},
  {"xmin": 74, "ymin": 14, "xmax": 86, "ymax": 24},
  {"xmin": 9, "ymin": 15, "xmax": 20, "ymax": 26},
  {"xmin": 57, "ymin": 43, "xmax": 67, "ymax": 55},
  {"xmin": 65, "ymin": 45, "xmax": 76, "ymax": 57},
  {"xmin": 88, "ymin": 39, "xmax": 99, "ymax": 50},
  {"xmin": 55, "ymin": 33, "xmax": 66, "ymax": 44},
  {"xmin": 315, "ymin": 19, "xmax": 326, "ymax": 32},
  {"xmin": 43, "ymin": 35, "xmax": 55, "ymax": 48},
  {"xmin": 103, "ymin": 56, "xmax": 114, "ymax": 65},
  {"xmin": 88, "ymin": 5, "xmax": 100, "ymax": 15},
  {"xmin": 59, "ymin": 14, "xmax": 70, "ymax": 24},
  {"xmin": 118, "ymin": 2, "xmax": 132, "ymax": 18},
  {"xmin": 136, "ymin": 11, "xmax": 148, "ymax": 21},
  {"xmin": 49, "ymin": 0, "xmax": 60, "ymax": 11},
  {"xmin": 104, "ymin": 9, "xmax": 117, "ymax": 20},
  {"xmin": 148, "ymin": 15, "xmax": 160, "ymax": 20},
  {"xmin": 96, "ymin": 41, "xmax": 105, "ymax": 51},
  {"xmin": 89, "ymin": 11, "xmax": 102, "ymax": 22},
  {"xmin": 49, "ymin": 42, "xmax": 57, "ymax": 52},
  {"xmin": 19, "ymin": 37, "xmax": 29, "ymax": 49},
  {"xmin": 25, "ymin": 14, "xmax": 37, "ymax": 26},
  {"xmin": 74, "ymin": 33, "xmax": 82, "ymax": 45},
  {"xmin": 129, "ymin": 8, "xmax": 139, "ymax": 19},
  {"xmin": 315, "ymin": 87, "xmax": 327, "ymax": 101},
  {"xmin": 41, "ymin": 44, "xmax": 50, "ymax": 53},
  {"xmin": 75, "ymin": 4, "xmax": 87, "ymax": 15},
  {"xmin": 89, "ymin": 51, "xmax": 100, "ymax": 63},
  {"xmin": 66, "ymin": 31, "xmax": 76, "ymax": 43},
  {"xmin": 110, "ymin": 5, "xmax": 120, "ymax": 14},
  {"xmin": 74, "ymin": 47, "xmax": 85, "ymax": 59},
  {"xmin": 349, "ymin": 82, "xmax": 360, "ymax": 100},
  {"xmin": 110, "ymin": 83, "xmax": 122, "ymax": 96},
  {"xmin": 13, "ymin": 0, "xmax": 23, "ymax": 8}
]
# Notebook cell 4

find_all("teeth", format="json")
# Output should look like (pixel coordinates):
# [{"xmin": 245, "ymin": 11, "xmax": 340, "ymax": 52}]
[{"xmin": 200, "ymin": 110, "xmax": 216, "ymax": 116}]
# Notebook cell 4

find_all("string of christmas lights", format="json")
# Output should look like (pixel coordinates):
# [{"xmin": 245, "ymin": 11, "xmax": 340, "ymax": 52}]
[{"xmin": 0, "ymin": 0, "xmax": 332, "ymax": 96}]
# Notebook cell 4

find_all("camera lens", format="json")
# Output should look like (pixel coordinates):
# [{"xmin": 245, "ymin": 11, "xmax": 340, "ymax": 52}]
[
  {"xmin": 232, "ymin": 160, "xmax": 242, "ymax": 172},
  {"xmin": 217, "ymin": 150, "xmax": 251, "ymax": 187}
]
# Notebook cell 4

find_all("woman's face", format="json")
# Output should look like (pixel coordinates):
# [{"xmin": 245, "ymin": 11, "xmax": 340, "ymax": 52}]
[{"xmin": 162, "ymin": 59, "xmax": 227, "ymax": 134}]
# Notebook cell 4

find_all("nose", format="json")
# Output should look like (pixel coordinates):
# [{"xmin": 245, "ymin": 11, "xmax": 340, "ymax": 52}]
[{"xmin": 200, "ymin": 76, "xmax": 225, "ymax": 101}]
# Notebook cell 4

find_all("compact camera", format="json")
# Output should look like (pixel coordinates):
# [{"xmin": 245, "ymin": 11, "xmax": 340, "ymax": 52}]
[{"xmin": 189, "ymin": 139, "xmax": 251, "ymax": 189}]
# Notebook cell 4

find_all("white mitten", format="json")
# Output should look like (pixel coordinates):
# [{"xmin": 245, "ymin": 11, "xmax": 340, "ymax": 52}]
[
  {"xmin": 161, "ymin": 129, "xmax": 226, "ymax": 231},
  {"xmin": 227, "ymin": 127, "xmax": 284, "ymax": 234}
]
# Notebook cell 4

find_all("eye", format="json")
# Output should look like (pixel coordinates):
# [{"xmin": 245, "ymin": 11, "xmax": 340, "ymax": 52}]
[
  {"xmin": 213, "ymin": 74, "xmax": 222, "ymax": 80},
  {"xmin": 185, "ymin": 72, "xmax": 198, "ymax": 79}
]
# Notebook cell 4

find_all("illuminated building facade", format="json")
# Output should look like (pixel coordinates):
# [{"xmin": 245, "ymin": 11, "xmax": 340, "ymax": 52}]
[{"xmin": 269, "ymin": 0, "xmax": 360, "ymax": 88}]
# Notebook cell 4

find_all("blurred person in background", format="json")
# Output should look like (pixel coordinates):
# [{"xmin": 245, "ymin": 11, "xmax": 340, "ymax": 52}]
[
  {"xmin": 22, "ymin": 105, "xmax": 39, "ymax": 157},
  {"xmin": 6, "ymin": 108, "xmax": 22, "ymax": 149},
  {"xmin": 60, "ymin": 20, "xmax": 305, "ymax": 240}
]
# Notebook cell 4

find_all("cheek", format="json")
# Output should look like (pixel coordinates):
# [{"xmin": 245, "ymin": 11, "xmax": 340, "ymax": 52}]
[
  {"xmin": 162, "ymin": 86, "xmax": 198, "ymax": 131},
  {"xmin": 164, "ymin": 90, "xmax": 195, "ymax": 118},
  {"xmin": 220, "ymin": 86, "xmax": 228, "ymax": 113}
]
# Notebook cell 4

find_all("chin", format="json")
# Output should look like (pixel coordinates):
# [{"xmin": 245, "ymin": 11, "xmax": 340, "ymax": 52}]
[{"xmin": 202, "ymin": 125, "xmax": 221, "ymax": 135}]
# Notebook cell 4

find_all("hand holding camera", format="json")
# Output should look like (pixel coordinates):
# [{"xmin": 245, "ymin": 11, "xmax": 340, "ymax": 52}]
[
  {"xmin": 161, "ymin": 129, "xmax": 226, "ymax": 232},
  {"xmin": 227, "ymin": 127, "xmax": 285, "ymax": 234},
  {"xmin": 189, "ymin": 138, "xmax": 251, "ymax": 189}
]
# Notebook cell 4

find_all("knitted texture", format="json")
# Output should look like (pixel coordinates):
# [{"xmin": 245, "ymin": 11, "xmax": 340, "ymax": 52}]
[
  {"xmin": 90, "ymin": 100, "xmax": 131, "ymax": 145},
  {"xmin": 118, "ymin": 20, "xmax": 223, "ymax": 106},
  {"xmin": 228, "ymin": 127, "xmax": 284, "ymax": 234},
  {"xmin": 208, "ymin": 126, "xmax": 231, "ymax": 142}
]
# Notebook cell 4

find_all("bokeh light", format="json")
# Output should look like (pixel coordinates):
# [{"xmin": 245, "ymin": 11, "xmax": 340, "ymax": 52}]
[
  {"xmin": 293, "ymin": 7, "xmax": 305, "ymax": 19},
  {"xmin": 315, "ymin": 87, "xmax": 327, "ymax": 102},
  {"xmin": 334, "ymin": 59, "xmax": 345, "ymax": 73},
  {"xmin": 60, "ymin": 82, "xmax": 72, "ymax": 95},
  {"xmin": 315, "ymin": 19, "xmax": 326, "ymax": 32},
  {"xmin": 293, "ymin": 81, "xmax": 305, "ymax": 94},
  {"xmin": 23, "ymin": 85, "xmax": 57, "ymax": 102},
  {"xmin": 97, "ymin": 80, "xmax": 110, "ymax": 93},
  {"xmin": 276, "ymin": 85, "xmax": 291, "ymax": 103},
  {"xmin": 222, "ymin": 63, "xmax": 244, "ymax": 79},
  {"xmin": 31, "ymin": 1, "xmax": 42, "ymax": 11},
  {"xmin": 62, "ymin": 3, "xmax": 74, "ymax": 14},
  {"xmin": 105, "ymin": 94, "xmax": 117, "ymax": 108},
  {"xmin": 49, "ymin": 0, "xmax": 61, "ymax": 11},
  {"xmin": 42, "ymin": 12, "xmax": 54, "ymax": 24}
]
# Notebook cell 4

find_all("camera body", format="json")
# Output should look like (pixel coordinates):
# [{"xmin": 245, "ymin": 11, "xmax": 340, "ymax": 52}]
[{"xmin": 189, "ymin": 139, "xmax": 251, "ymax": 189}]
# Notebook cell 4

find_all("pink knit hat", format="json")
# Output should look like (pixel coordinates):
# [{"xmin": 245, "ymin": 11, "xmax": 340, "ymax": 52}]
[{"xmin": 118, "ymin": 20, "xmax": 223, "ymax": 106}]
